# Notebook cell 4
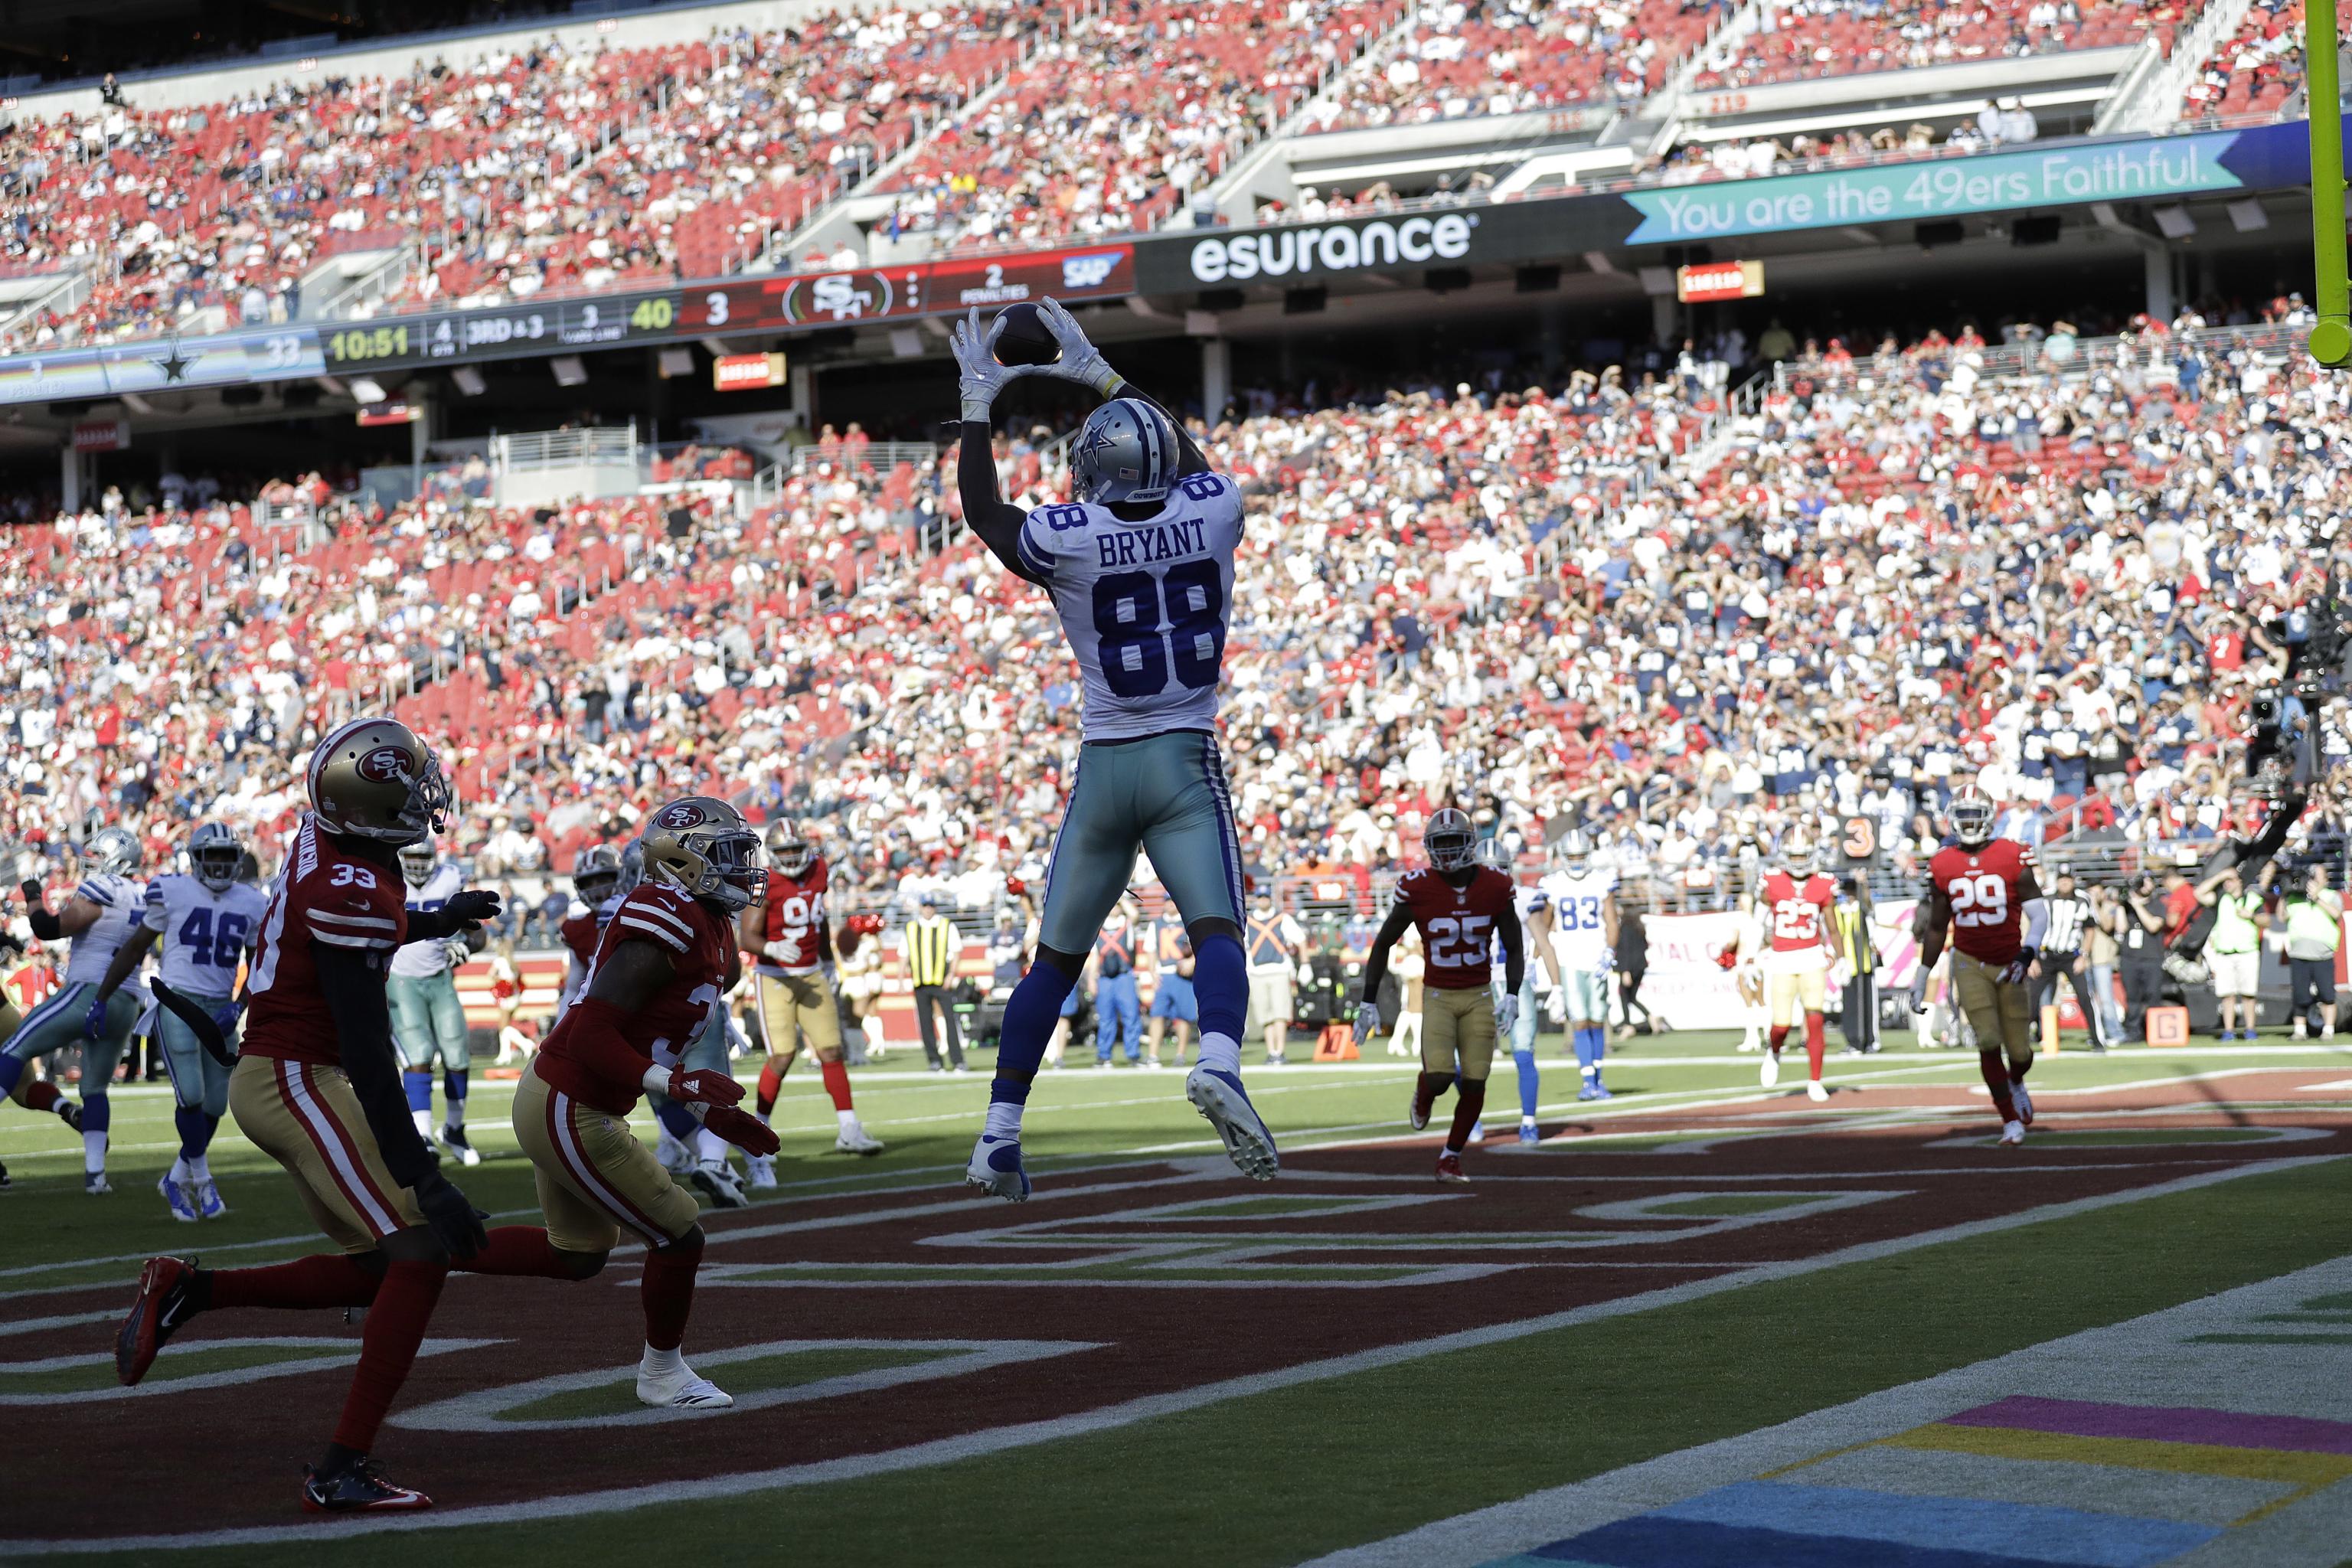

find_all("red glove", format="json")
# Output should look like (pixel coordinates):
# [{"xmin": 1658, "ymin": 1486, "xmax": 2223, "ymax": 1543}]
[
  {"xmin": 703, "ymin": 1105, "xmax": 780, "ymax": 1157},
  {"xmin": 665, "ymin": 1067, "xmax": 743, "ymax": 1108}
]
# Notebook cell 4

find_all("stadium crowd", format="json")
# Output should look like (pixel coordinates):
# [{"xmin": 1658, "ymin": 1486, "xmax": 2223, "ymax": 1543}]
[
  {"xmin": 4, "ymin": 312, "xmax": 2347, "ymax": 937},
  {"xmin": 0, "ymin": 0, "xmax": 2303, "ymax": 344}
]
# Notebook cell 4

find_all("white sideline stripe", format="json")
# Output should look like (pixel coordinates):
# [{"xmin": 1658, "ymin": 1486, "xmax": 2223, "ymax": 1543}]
[
  {"xmin": 0, "ymin": 1336, "xmax": 502, "ymax": 1405},
  {"xmin": 0, "ymin": 1309, "xmax": 115, "ymax": 1338},
  {"xmin": 0, "ymin": 1153, "xmax": 2327, "ymax": 1557}
]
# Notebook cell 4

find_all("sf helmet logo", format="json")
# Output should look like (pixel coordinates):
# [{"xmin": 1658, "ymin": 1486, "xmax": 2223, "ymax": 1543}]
[
  {"xmin": 356, "ymin": 746, "xmax": 413, "ymax": 784},
  {"xmin": 656, "ymin": 803, "xmax": 706, "ymax": 830}
]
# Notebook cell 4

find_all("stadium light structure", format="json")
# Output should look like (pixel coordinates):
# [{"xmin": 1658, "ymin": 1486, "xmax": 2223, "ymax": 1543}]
[{"xmin": 2312, "ymin": 0, "xmax": 2351, "ymax": 365}]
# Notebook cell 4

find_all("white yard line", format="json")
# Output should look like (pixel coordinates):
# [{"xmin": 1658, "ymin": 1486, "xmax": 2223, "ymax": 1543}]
[{"xmin": 0, "ymin": 1152, "xmax": 2328, "ymax": 1557}]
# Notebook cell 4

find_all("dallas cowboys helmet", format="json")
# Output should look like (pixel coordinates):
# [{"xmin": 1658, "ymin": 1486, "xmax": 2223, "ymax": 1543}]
[{"xmin": 1071, "ymin": 397, "xmax": 1179, "ymax": 506}]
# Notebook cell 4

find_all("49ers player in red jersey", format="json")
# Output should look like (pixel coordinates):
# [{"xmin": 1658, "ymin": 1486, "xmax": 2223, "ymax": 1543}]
[
  {"xmin": 1753, "ymin": 832, "xmax": 1846, "ymax": 1103},
  {"xmin": 1913, "ymin": 781, "xmax": 2047, "ymax": 1146},
  {"xmin": 1353, "ymin": 808, "xmax": 1526, "ymax": 1183},
  {"xmin": 113, "ymin": 717, "xmax": 598, "ymax": 1514},
  {"xmin": 738, "ymin": 821, "xmax": 880, "ymax": 1175},
  {"xmin": 557, "ymin": 844, "xmax": 624, "ymax": 1007},
  {"xmin": 513, "ymin": 795, "xmax": 782, "ymax": 1410}
]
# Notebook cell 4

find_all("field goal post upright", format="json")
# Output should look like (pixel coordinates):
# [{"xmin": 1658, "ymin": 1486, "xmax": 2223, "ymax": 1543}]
[{"xmin": 2314, "ymin": 0, "xmax": 2352, "ymax": 365}]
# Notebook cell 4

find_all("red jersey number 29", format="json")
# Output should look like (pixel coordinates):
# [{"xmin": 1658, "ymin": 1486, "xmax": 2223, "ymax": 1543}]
[
  {"xmin": 1949, "ymin": 872, "xmax": 2007, "ymax": 927},
  {"xmin": 1426, "ymin": 914, "xmax": 1492, "ymax": 968}
]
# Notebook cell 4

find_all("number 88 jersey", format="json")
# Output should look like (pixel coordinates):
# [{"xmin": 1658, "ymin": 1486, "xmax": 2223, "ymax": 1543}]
[
  {"xmin": 1016, "ymin": 472, "xmax": 1243, "ymax": 742},
  {"xmin": 1928, "ymin": 838, "xmax": 2034, "ymax": 965},
  {"xmin": 1393, "ymin": 867, "xmax": 1516, "ymax": 991}
]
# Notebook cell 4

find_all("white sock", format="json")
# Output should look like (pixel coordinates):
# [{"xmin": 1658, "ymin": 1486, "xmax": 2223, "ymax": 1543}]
[
  {"xmin": 835, "ymin": 1108, "xmax": 858, "ymax": 1132},
  {"xmin": 84, "ymin": 1129, "xmax": 106, "ymax": 1174},
  {"xmin": 696, "ymin": 1129, "xmax": 729, "ymax": 1165},
  {"xmin": 984, "ymin": 1100, "xmax": 1024, "ymax": 1141},
  {"xmin": 444, "ymin": 1097, "xmax": 465, "ymax": 1130},
  {"xmin": 640, "ymin": 1344, "xmax": 683, "ymax": 1377},
  {"xmin": 1197, "ymin": 1031, "xmax": 1241, "ymax": 1077},
  {"xmin": 1521, "ymin": 1114, "xmax": 1537, "ymax": 1126},
  {"xmin": 1582, "ymin": 1065, "xmax": 1599, "ymax": 1082},
  {"xmin": 170, "ymin": 1155, "xmax": 191, "ymax": 1184},
  {"xmin": 411, "ymin": 1108, "xmax": 433, "ymax": 1138},
  {"xmin": 188, "ymin": 1154, "xmax": 211, "ymax": 1184},
  {"xmin": 864, "ymin": 1017, "xmax": 885, "ymax": 1051}
]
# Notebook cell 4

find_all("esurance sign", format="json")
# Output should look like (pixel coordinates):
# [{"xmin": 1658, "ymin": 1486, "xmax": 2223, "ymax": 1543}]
[{"xmin": 1186, "ymin": 212, "xmax": 1478, "ymax": 283}]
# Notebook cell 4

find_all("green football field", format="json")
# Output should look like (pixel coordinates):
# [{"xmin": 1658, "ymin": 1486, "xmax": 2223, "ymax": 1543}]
[{"xmin": 7, "ymin": 1028, "xmax": 2352, "ymax": 1566}]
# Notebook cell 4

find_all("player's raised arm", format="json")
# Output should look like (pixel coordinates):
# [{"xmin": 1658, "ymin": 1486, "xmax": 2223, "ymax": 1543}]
[
  {"xmin": 951, "ymin": 308, "xmax": 1048, "ymax": 583},
  {"xmin": 1034, "ymin": 298, "xmax": 1209, "ymax": 475}
]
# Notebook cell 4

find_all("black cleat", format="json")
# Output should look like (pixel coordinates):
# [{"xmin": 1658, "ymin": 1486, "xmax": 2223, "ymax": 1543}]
[
  {"xmin": 116, "ymin": 1256, "xmax": 199, "ymax": 1385},
  {"xmin": 302, "ymin": 1456, "xmax": 433, "ymax": 1513},
  {"xmin": 57, "ymin": 1099, "xmax": 83, "ymax": 1133}
]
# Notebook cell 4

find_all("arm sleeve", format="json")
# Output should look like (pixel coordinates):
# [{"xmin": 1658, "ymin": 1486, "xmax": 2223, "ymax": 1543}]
[
  {"xmin": 23, "ymin": 881, "xmax": 60, "ymax": 942},
  {"xmin": 142, "ymin": 884, "xmax": 169, "ymax": 933},
  {"xmin": 959, "ymin": 420, "xmax": 1049, "ymax": 585},
  {"xmin": 404, "ymin": 904, "xmax": 466, "ymax": 942},
  {"xmin": 315, "ymin": 942, "xmax": 439, "ymax": 1190},
  {"xmin": 557, "ymin": 998, "xmax": 655, "ymax": 1093}
]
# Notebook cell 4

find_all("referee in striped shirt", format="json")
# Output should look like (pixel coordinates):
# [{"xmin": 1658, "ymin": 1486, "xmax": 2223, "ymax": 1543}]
[
  {"xmin": 2034, "ymin": 872, "xmax": 2108, "ymax": 1051},
  {"xmin": 903, "ymin": 894, "xmax": 967, "ymax": 1071}
]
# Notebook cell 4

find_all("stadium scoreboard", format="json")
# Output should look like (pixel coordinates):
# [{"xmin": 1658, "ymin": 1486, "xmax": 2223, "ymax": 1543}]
[{"xmin": 0, "ymin": 243, "xmax": 1136, "ymax": 406}]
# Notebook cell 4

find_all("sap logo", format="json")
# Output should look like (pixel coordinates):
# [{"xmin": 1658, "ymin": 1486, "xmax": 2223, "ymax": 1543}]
[
  {"xmin": 1189, "ymin": 214, "xmax": 1475, "ymax": 283},
  {"xmin": 1061, "ymin": 251, "xmax": 1123, "ymax": 290}
]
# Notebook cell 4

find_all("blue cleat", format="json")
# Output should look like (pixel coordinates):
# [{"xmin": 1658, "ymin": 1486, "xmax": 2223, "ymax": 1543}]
[
  {"xmin": 157, "ymin": 1174, "xmax": 198, "ymax": 1223},
  {"xmin": 1187, "ymin": 1065, "xmax": 1279, "ymax": 1181},
  {"xmin": 1591, "ymin": 1083, "xmax": 1613, "ymax": 1101},
  {"xmin": 1577, "ymin": 1083, "xmax": 1602, "ymax": 1102},
  {"xmin": 1517, "ymin": 1120, "xmax": 1540, "ymax": 1145},
  {"xmin": 196, "ymin": 1179, "xmax": 228, "ymax": 1220},
  {"xmin": 964, "ymin": 1133, "xmax": 1031, "ymax": 1203}
]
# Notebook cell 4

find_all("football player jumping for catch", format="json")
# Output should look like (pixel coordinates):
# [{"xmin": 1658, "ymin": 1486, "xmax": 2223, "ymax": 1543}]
[
  {"xmin": 952, "ymin": 297, "xmax": 1277, "ymax": 1200},
  {"xmin": 1753, "ymin": 831, "xmax": 1845, "ymax": 1103},
  {"xmin": 1356, "ymin": 809, "xmax": 1526, "ymax": 1182},
  {"xmin": 740, "ymin": 819, "xmax": 881, "ymax": 1170},
  {"xmin": 1912, "ymin": 782, "xmax": 2047, "ymax": 1145}
]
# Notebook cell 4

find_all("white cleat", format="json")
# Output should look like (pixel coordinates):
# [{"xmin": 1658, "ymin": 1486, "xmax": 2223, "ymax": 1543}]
[
  {"xmin": 835, "ymin": 1120, "xmax": 884, "ymax": 1157},
  {"xmin": 635, "ymin": 1363, "xmax": 735, "ymax": 1411},
  {"xmin": 158, "ymin": 1173, "xmax": 199, "ymax": 1223},
  {"xmin": 964, "ymin": 1133, "xmax": 1031, "ymax": 1202},
  {"xmin": 743, "ymin": 1155, "xmax": 779, "ymax": 1191},
  {"xmin": 2010, "ymin": 1082, "xmax": 2034, "ymax": 1125},
  {"xmin": 196, "ymin": 1179, "xmax": 228, "ymax": 1220},
  {"xmin": 1186, "ymin": 1065, "xmax": 1279, "ymax": 1182},
  {"xmin": 2000, "ymin": 1119, "xmax": 2027, "ymax": 1146},
  {"xmin": 1759, "ymin": 1053, "xmax": 1780, "ymax": 1089},
  {"xmin": 1806, "ymin": 1080, "xmax": 1829, "ymax": 1103},
  {"xmin": 689, "ymin": 1161, "xmax": 749, "ymax": 1209}
]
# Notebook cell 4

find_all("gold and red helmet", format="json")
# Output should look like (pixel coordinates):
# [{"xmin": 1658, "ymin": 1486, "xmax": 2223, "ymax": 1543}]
[
  {"xmin": 307, "ymin": 717, "xmax": 451, "ymax": 847},
  {"xmin": 642, "ymin": 795, "xmax": 766, "ymax": 913},
  {"xmin": 766, "ymin": 818, "xmax": 815, "ymax": 879}
]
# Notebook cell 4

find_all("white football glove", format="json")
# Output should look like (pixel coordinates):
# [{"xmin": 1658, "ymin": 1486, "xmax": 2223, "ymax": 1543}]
[
  {"xmin": 763, "ymin": 936, "xmax": 803, "ymax": 966},
  {"xmin": 1907, "ymin": 971, "xmax": 1929, "ymax": 1014},
  {"xmin": 1033, "ymin": 297, "xmax": 1122, "ymax": 397},
  {"xmin": 1545, "ymin": 988, "xmax": 1566, "ymax": 1024},
  {"xmin": 441, "ymin": 939, "xmax": 472, "ymax": 969},
  {"xmin": 1596, "ymin": 948, "xmax": 1616, "ymax": 975},
  {"xmin": 1352, "ymin": 1003, "xmax": 1382, "ymax": 1047},
  {"xmin": 1495, "ymin": 993, "xmax": 1521, "ymax": 1037},
  {"xmin": 1828, "ymin": 958, "xmax": 1852, "ymax": 990},
  {"xmin": 950, "ymin": 306, "xmax": 1033, "ymax": 420}
]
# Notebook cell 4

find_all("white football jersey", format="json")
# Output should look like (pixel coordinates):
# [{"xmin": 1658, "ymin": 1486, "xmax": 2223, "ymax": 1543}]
[
  {"xmin": 388, "ymin": 862, "xmax": 467, "ymax": 977},
  {"xmin": 64, "ymin": 871, "xmax": 146, "ymax": 985},
  {"xmin": 1540, "ymin": 869, "xmax": 1617, "ymax": 972},
  {"xmin": 142, "ymin": 874, "xmax": 270, "ymax": 996},
  {"xmin": 1015, "ymin": 470, "xmax": 1243, "ymax": 742}
]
